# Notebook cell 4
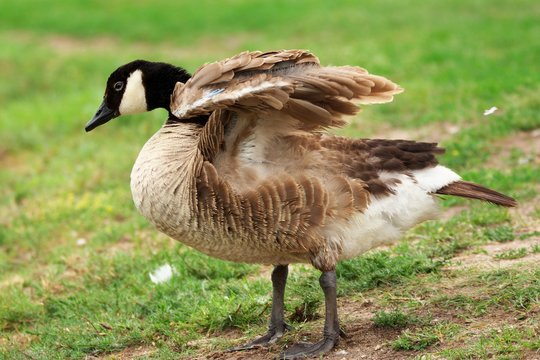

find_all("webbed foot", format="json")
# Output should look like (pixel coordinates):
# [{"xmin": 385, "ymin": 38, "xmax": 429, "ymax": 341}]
[
  {"xmin": 278, "ymin": 332, "xmax": 339, "ymax": 359},
  {"xmin": 229, "ymin": 323, "xmax": 292, "ymax": 351}
]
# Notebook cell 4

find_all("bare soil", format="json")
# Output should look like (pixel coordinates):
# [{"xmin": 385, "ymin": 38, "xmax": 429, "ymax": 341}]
[
  {"xmin": 486, "ymin": 129, "xmax": 540, "ymax": 169},
  {"xmin": 91, "ymin": 345, "xmax": 156, "ymax": 359},
  {"xmin": 450, "ymin": 237, "xmax": 540, "ymax": 271}
]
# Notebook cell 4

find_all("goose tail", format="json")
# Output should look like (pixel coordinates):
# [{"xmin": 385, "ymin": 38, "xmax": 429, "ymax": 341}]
[{"xmin": 436, "ymin": 181, "xmax": 517, "ymax": 207}]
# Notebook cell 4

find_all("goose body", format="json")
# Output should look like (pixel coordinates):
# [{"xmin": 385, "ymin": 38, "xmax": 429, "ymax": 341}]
[
  {"xmin": 130, "ymin": 125, "xmax": 459, "ymax": 268},
  {"xmin": 86, "ymin": 50, "xmax": 516, "ymax": 359}
]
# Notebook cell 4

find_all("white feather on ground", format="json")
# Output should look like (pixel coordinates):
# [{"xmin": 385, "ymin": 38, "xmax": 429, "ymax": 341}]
[{"xmin": 149, "ymin": 264, "xmax": 176, "ymax": 284}]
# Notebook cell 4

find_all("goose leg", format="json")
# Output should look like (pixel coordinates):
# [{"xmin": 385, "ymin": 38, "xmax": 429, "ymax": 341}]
[
  {"xmin": 230, "ymin": 264, "xmax": 291, "ymax": 351},
  {"xmin": 279, "ymin": 270, "xmax": 340, "ymax": 359}
]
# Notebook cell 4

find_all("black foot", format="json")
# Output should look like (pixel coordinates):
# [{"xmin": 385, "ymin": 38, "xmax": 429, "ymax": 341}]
[
  {"xmin": 278, "ymin": 334, "xmax": 339, "ymax": 359},
  {"xmin": 229, "ymin": 323, "xmax": 292, "ymax": 351}
]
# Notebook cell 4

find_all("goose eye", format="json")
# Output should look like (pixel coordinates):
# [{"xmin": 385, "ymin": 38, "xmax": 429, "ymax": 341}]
[{"xmin": 113, "ymin": 81, "xmax": 124, "ymax": 91}]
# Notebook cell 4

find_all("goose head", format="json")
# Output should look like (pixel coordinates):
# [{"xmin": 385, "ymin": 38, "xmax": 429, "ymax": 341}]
[{"xmin": 85, "ymin": 60, "xmax": 190, "ymax": 132}]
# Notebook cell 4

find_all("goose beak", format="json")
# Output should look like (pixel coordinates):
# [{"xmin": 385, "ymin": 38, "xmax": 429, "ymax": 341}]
[{"xmin": 85, "ymin": 101, "xmax": 118, "ymax": 132}]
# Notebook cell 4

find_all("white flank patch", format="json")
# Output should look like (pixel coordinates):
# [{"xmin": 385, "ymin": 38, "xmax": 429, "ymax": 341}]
[
  {"xmin": 483, "ymin": 106, "xmax": 498, "ymax": 116},
  {"xmin": 149, "ymin": 264, "xmax": 175, "ymax": 284},
  {"xmin": 76, "ymin": 238, "xmax": 87, "ymax": 246},
  {"xmin": 336, "ymin": 166, "xmax": 461, "ymax": 260},
  {"xmin": 119, "ymin": 69, "xmax": 148, "ymax": 115},
  {"xmin": 337, "ymin": 175, "xmax": 438, "ymax": 259}
]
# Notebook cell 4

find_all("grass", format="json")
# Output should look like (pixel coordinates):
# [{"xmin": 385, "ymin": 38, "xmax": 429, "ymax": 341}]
[
  {"xmin": 392, "ymin": 322, "xmax": 461, "ymax": 351},
  {"xmin": 1, "ymin": 0, "xmax": 539, "ymax": 359},
  {"xmin": 373, "ymin": 310, "xmax": 417, "ymax": 329},
  {"xmin": 484, "ymin": 225, "xmax": 515, "ymax": 242},
  {"xmin": 441, "ymin": 326, "xmax": 540, "ymax": 360}
]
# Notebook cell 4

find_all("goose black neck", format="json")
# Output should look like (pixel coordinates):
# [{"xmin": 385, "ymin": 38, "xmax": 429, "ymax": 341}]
[
  {"xmin": 139, "ymin": 61, "xmax": 209, "ymax": 126},
  {"xmin": 142, "ymin": 62, "xmax": 191, "ymax": 112}
]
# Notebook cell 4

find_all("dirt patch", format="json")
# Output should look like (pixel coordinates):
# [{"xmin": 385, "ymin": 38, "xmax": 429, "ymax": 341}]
[
  {"xmin": 486, "ymin": 129, "xmax": 540, "ymax": 169},
  {"xmin": 87, "ymin": 345, "xmax": 156, "ymax": 359},
  {"xmin": 449, "ymin": 237, "xmax": 540, "ymax": 271},
  {"xmin": 0, "ymin": 331, "xmax": 37, "ymax": 350}
]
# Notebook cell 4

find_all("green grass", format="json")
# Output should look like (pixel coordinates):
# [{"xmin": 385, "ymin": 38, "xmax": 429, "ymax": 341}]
[
  {"xmin": 392, "ymin": 322, "xmax": 461, "ymax": 351},
  {"xmin": 441, "ymin": 326, "xmax": 540, "ymax": 360},
  {"xmin": 373, "ymin": 310, "xmax": 417, "ymax": 329},
  {"xmin": 1, "ymin": 0, "xmax": 539, "ymax": 359},
  {"xmin": 485, "ymin": 226, "xmax": 515, "ymax": 242}
]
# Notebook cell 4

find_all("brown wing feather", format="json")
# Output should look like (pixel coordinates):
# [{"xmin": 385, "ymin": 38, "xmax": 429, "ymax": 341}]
[{"xmin": 171, "ymin": 49, "xmax": 402, "ymax": 132}]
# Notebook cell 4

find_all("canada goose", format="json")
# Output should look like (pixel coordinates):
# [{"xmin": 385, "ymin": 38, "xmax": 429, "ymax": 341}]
[{"xmin": 86, "ymin": 50, "xmax": 516, "ymax": 359}]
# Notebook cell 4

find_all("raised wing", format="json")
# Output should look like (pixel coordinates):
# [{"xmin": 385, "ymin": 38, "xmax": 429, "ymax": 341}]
[{"xmin": 171, "ymin": 50, "xmax": 402, "ymax": 130}]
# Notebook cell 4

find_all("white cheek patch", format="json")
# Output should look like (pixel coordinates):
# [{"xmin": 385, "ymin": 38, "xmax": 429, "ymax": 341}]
[{"xmin": 119, "ymin": 70, "xmax": 148, "ymax": 115}]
